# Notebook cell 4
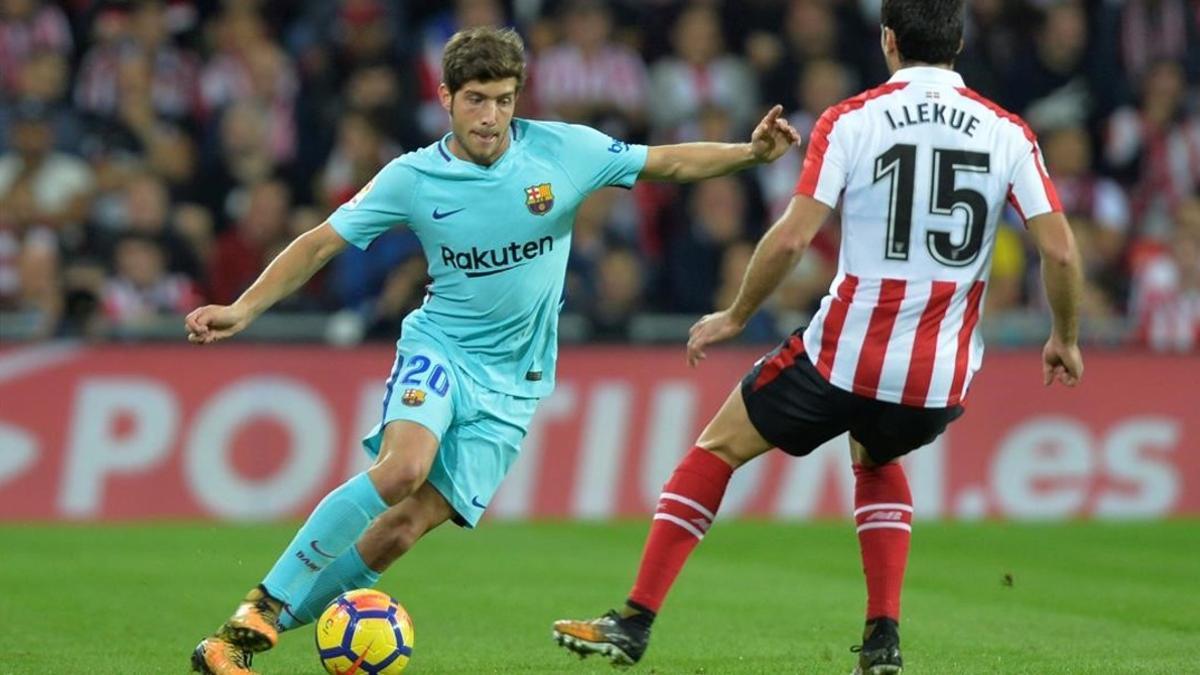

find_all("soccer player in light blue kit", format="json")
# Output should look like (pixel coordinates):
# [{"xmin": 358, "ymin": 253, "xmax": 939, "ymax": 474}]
[{"xmin": 186, "ymin": 27, "xmax": 799, "ymax": 675}]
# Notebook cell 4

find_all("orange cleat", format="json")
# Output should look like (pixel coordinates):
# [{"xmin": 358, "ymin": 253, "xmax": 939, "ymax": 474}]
[
  {"xmin": 220, "ymin": 586, "xmax": 282, "ymax": 653},
  {"xmin": 552, "ymin": 610, "xmax": 649, "ymax": 665},
  {"xmin": 190, "ymin": 636, "xmax": 256, "ymax": 675}
]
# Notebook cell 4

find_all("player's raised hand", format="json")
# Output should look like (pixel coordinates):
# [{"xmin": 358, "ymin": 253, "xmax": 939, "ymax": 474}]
[
  {"xmin": 185, "ymin": 303, "xmax": 250, "ymax": 345},
  {"xmin": 1041, "ymin": 336, "xmax": 1083, "ymax": 387},
  {"xmin": 749, "ymin": 104, "xmax": 802, "ymax": 164},
  {"xmin": 687, "ymin": 309, "xmax": 745, "ymax": 368}
]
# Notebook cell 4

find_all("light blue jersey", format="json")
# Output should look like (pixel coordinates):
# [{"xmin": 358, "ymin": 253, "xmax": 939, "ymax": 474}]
[{"xmin": 329, "ymin": 119, "xmax": 648, "ymax": 398}]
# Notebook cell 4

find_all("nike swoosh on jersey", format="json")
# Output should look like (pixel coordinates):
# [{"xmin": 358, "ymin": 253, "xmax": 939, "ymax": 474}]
[{"xmin": 432, "ymin": 207, "xmax": 465, "ymax": 220}]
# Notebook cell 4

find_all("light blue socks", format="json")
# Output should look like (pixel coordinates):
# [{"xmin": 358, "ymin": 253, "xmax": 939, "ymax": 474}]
[
  {"xmin": 278, "ymin": 545, "xmax": 382, "ymax": 631},
  {"xmin": 262, "ymin": 472, "xmax": 387, "ymax": 604}
]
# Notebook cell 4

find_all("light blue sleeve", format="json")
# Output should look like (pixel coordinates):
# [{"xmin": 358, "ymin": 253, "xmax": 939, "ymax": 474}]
[
  {"xmin": 556, "ymin": 123, "xmax": 648, "ymax": 193},
  {"xmin": 328, "ymin": 159, "xmax": 416, "ymax": 250}
]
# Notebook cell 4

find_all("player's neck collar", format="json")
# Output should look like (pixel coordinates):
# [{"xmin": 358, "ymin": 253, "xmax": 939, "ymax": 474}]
[
  {"xmin": 888, "ymin": 66, "xmax": 964, "ymax": 87},
  {"xmin": 438, "ymin": 120, "xmax": 522, "ymax": 168}
]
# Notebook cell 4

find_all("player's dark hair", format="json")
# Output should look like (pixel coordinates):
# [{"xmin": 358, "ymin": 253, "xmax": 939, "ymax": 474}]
[
  {"xmin": 882, "ymin": 0, "xmax": 964, "ymax": 65},
  {"xmin": 442, "ymin": 26, "xmax": 527, "ymax": 94}
]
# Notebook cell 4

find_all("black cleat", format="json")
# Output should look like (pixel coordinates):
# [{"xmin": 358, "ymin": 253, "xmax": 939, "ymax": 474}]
[
  {"xmin": 851, "ymin": 617, "xmax": 903, "ymax": 675},
  {"xmin": 552, "ymin": 610, "xmax": 650, "ymax": 666}
]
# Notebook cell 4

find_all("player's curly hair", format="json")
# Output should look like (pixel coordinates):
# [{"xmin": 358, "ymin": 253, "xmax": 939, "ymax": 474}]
[
  {"xmin": 442, "ymin": 26, "xmax": 527, "ymax": 94},
  {"xmin": 882, "ymin": 0, "xmax": 964, "ymax": 65}
]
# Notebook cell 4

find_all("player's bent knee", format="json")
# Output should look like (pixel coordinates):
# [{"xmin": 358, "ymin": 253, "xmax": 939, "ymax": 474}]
[
  {"xmin": 368, "ymin": 458, "xmax": 432, "ymax": 505},
  {"xmin": 370, "ymin": 421, "xmax": 439, "ymax": 504}
]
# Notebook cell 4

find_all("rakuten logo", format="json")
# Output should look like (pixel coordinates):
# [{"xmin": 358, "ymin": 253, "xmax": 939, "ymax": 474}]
[{"xmin": 440, "ymin": 236, "xmax": 554, "ymax": 277}]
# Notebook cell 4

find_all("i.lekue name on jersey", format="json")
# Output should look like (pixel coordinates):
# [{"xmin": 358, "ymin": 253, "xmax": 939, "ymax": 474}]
[
  {"xmin": 441, "ymin": 235, "xmax": 554, "ymax": 277},
  {"xmin": 884, "ymin": 102, "xmax": 982, "ymax": 137}
]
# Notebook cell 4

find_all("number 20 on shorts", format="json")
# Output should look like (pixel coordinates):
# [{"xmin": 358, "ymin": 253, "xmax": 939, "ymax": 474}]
[{"xmin": 396, "ymin": 355, "xmax": 451, "ymax": 397}]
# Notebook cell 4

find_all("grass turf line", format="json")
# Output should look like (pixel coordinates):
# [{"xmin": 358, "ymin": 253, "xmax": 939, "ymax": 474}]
[{"xmin": 0, "ymin": 520, "xmax": 1194, "ymax": 674}]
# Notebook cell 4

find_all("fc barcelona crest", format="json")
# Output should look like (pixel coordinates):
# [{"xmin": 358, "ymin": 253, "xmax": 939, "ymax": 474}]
[
  {"xmin": 524, "ymin": 183, "xmax": 555, "ymax": 215},
  {"xmin": 401, "ymin": 389, "xmax": 426, "ymax": 407}
]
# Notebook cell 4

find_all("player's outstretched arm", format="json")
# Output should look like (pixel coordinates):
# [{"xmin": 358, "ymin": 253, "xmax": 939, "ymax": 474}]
[
  {"xmin": 1028, "ymin": 211, "xmax": 1084, "ymax": 387},
  {"xmin": 639, "ymin": 104, "xmax": 801, "ymax": 183},
  {"xmin": 687, "ymin": 195, "xmax": 829, "ymax": 366},
  {"xmin": 185, "ymin": 222, "xmax": 349, "ymax": 345}
]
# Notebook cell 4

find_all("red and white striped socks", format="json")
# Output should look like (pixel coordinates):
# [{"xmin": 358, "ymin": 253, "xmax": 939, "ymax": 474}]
[
  {"xmin": 627, "ymin": 447, "xmax": 733, "ymax": 614},
  {"xmin": 853, "ymin": 462, "xmax": 913, "ymax": 622}
]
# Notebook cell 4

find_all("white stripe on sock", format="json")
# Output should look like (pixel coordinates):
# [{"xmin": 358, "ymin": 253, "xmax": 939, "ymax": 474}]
[
  {"xmin": 853, "ymin": 502, "xmax": 914, "ymax": 517},
  {"xmin": 661, "ymin": 492, "xmax": 716, "ymax": 521},
  {"xmin": 856, "ymin": 522, "xmax": 913, "ymax": 534},
  {"xmin": 653, "ymin": 513, "xmax": 706, "ymax": 539}
]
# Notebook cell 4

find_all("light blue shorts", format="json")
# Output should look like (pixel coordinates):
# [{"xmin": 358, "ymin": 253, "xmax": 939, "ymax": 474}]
[{"xmin": 361, "ymin": 330, "xmax": 539, "ymax": 528}]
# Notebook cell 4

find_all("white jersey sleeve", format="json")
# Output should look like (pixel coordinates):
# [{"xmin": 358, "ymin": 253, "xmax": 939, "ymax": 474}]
[
  {"xmin": 1007, "ymin": 139, "xmax": 1062, "ymax": 222},
  {"xmin": 794, "ymin": 83, "xmax": 907, "ymax": 209}
]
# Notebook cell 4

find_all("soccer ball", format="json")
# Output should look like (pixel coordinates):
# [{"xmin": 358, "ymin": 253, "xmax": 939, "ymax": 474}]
[{"xmin": 315, "ymin": 589, "xmax": 415, "ymax": 674}]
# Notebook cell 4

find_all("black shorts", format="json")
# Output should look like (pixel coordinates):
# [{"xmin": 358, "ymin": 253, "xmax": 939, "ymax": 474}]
[{"xmin": 740, "ymin": 330, "xmax": 965, "ymax": 464}]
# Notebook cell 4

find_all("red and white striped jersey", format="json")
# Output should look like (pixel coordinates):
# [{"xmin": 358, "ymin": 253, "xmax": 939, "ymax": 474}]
[{"xmin": 794, "ymin": 67, "xmax": 1062, "ymax": 407}]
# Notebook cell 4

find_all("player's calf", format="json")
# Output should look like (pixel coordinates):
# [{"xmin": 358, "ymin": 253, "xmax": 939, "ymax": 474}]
[
  {"xmin": 552, "ymin": 608, "xmax": 652, "ymax": 666},
  {"xmin": 851, "ymin": 617, "xmax": 903, "ymax": 675}
]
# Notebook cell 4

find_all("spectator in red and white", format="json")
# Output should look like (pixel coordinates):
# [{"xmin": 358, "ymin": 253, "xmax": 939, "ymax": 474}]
[
  {"xmin": 74, "ymin": 0, "xmax": 201, "ymax": 124},
  {"xmin": 199, "ymin": 6, "xmax": 298, "ymax": 163},
  {"xmin": 1130, "ymin": 197, "xmax": 1200, "ymax": 352},
  {"xmin": 0, "ymin": 0, "xmax": 73, "ymax": 99},
  {"xmin": 1042, "ymin": 125, "xmax": 1130, "ymax": 307},
  {"xmin": 646, "ymin": 3, "xmax": 758, "ymax": 143},
  {"xmin": 1106, "ymin": 59, "xmax": 1200, "ymax": 240},
  {"xmin": 0, "ymin": 102, "xmax": 95, "ymax": 234},
  {"xmin": 534, "ymin": 0, "xmax": 648, "ymax": 138},
  {"xmin": 101, "ymin": 231, "xmax": 199, "ymax": 325},
  {"xmin": 1045, "ymin": 126, "xmax": 1131, "ymax": 237},
  {"xmin": 1115, "ymin": 0, "xmax": 1200, "ymax": 87}
]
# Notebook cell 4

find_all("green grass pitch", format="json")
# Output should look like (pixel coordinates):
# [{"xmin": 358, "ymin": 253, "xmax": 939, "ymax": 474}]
[{"xmin": 1, "ymin": 520, "xmax": 1195, "ymax": 674}]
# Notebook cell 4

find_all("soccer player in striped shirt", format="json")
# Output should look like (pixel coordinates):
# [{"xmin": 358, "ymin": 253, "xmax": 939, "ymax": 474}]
[{"xmin": 552, "ymin": 2, "xmax": 1084, "ymax": 673}]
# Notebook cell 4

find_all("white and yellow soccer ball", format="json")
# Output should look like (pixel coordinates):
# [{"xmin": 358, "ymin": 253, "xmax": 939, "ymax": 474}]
[{"xmin": 315, "ymin": 589, "xmax": 415, "ymax": 674}]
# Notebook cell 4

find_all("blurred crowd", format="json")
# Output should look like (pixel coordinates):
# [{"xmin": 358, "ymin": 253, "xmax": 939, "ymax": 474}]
[{"xmin": 0, "ymin": 0, "xmax": 1197, "ymax": 350}]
